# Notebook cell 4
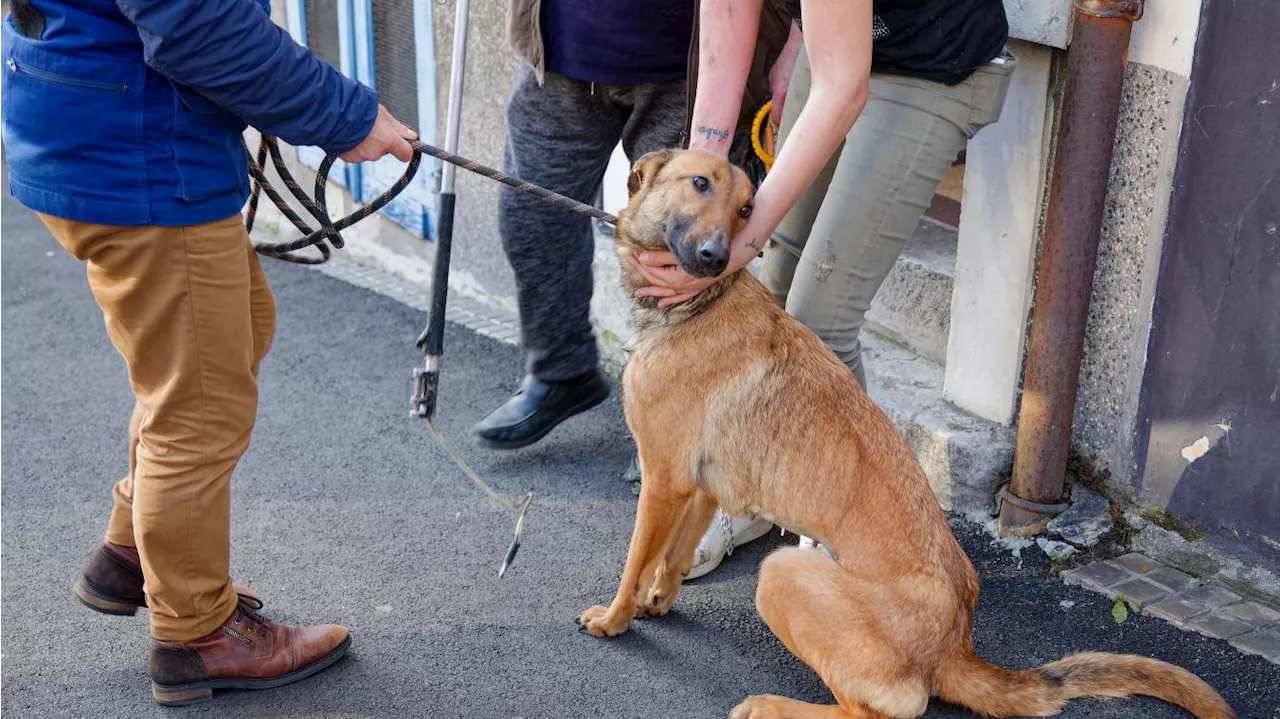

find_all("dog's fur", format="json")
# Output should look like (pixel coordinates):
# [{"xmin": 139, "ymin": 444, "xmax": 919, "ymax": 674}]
[{"xmin": 577, "ymin": 148, "xmax": 1235, "ymax": 719}]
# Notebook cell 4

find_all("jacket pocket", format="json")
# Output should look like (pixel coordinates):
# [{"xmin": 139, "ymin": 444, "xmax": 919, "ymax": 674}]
[
  {"xmin": 6, "ymin": 58, "xmax": 131, "ymax": 92},
  {"xmin": 168, "ymin": 84, "xmax": 250, "ymax": 202},
  {"xmin": 1, "ymin": 40, "xmax": 148, "ymax": 212}
]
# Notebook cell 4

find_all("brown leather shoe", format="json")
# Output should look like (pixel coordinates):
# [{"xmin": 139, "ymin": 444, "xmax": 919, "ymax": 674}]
[
  {"xmin": 74, "ymin": 542, "xmax": 262, "ymax": 616},
  {"xmin": 148, "ymin": 599, "xmax": 351, "ymax": 706},
  {"xmin": 74, "ymin": 542, "xmax": 146, "ymax": 615}
]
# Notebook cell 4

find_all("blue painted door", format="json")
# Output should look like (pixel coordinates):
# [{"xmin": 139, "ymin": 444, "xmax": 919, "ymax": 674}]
[
  {"xmin": 351, "ymin": 0, "xmax": 440, "ymax": 239},
  {"xmin": 285, "ymin": 0, "xmax": 439, "ymax": 239},
  {"xmin": 282, "ymin": 0, "xmax": 360, "ymax": 194}
]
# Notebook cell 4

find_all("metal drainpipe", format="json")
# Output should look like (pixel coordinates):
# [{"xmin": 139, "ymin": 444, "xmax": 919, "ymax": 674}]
[{"xmin": 998, "ymin": 0, "xmax": 1144, "ymax": 537}]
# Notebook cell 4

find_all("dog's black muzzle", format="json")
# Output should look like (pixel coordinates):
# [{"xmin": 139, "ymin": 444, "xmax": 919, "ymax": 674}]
[{"xmin": 665, "ymin": 215, "xmax": 729, "ymax": 278}]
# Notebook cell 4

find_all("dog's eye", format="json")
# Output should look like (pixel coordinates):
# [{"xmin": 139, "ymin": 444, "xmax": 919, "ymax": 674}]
[
  {"xmin": 738, "ymin": 204, "xmax": 753, "ymax": 219},
  {"xmin": 691, "ymin": 176, "xmax": 710, "ymax": 193}
]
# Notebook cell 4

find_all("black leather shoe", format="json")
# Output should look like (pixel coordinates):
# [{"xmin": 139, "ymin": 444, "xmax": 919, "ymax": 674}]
[{"xmin": 474, "ymin": 371, "xmax": 610, "ymax": 450}]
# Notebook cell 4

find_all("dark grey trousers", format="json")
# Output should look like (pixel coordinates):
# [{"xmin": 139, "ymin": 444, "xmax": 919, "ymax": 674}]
[{"xmin": 499, "ymin": 64, "xmax": 687, "ymax": 382}]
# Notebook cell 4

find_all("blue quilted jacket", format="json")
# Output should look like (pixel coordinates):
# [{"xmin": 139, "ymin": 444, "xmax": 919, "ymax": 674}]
[{"xmin": 1, "ymin": 0, "xmax": 378, "ymax": 226}]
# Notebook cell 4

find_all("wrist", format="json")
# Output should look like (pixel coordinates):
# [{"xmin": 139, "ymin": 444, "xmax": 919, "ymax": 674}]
[
  {"xmin": 728, "ymin": 237, "xmax": 763, "ymax": 272},
  {"xmin": 688, "ymin": 124, "xmax": 734, "ymax": 156},
  {"xmin": 329, "ymin": 91, "xmax": 379, "ymax": 156}
]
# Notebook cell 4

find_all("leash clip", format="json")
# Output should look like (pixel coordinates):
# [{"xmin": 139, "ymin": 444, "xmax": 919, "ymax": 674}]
[{"xmin": 411, "ymin": 355, "xmax": 440, "ymax": 419}]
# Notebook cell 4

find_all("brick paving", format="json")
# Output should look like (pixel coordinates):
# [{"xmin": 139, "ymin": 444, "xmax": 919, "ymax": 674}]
[{"xmin": 1063, "ymin": 552, "xmax": 1280, "ymax": 664}]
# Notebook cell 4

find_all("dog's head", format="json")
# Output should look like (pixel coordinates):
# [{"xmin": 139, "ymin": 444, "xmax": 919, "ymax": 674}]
[{"xmin": 617, "ymin": 148, "xmax": 756, "ymax": 278}]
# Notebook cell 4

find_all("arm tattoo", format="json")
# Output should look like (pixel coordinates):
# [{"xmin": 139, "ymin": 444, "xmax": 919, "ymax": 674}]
[
  {"xmin": 746, "ymin": 238, "xmax": 763, "ymax": 256},
  {"xmin": 695, "ymin": 125, "xmax": 730, "ymax": 143}
]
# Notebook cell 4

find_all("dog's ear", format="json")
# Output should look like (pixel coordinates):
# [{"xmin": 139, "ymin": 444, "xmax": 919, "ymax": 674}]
[{"xmin": 627, "ymin": 149, "xmax": 675, "ymax": 197}]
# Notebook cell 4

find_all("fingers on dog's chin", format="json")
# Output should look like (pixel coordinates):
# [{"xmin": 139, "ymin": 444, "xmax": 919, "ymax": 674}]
[
  {"xmin": 636, "ymin": 252, "xmax": 674, "ymax": 268},
  {"xmin": 632, "ymin": 273, "xmax": 660, "ymax": 289},
  {"xmin": 635, "ymin": 288, "xmax": 673, "ymax": 299}
]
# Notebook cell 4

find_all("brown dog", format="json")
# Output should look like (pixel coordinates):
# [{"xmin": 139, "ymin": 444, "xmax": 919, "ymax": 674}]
[{"xmin": 577, "ymin": 148, "xmax": 1235, "ymax": 719}]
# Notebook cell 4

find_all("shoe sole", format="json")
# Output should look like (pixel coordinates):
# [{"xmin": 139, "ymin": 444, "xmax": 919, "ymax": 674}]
[
  {"xmin": 476, "ymin": 385, "xmax": 610, "ymax": 451},
  {"xmin": 151, "ymin": 635, "xmax": 353, "ymax": 706},
  {"xmin": 74, "ymin": 580, "xmax": 141, "ymax": 616}
]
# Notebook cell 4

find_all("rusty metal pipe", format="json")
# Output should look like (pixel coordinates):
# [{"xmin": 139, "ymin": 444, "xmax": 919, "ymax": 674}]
[{"xmin": 999, "ymin": 0, "xmax": 1143, "ymax": 536}]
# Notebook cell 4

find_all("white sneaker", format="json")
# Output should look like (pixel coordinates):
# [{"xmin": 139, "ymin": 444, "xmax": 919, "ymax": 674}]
[{"xmin": 687, "ymin": 508, "xmax": 773, "ymax": 580}]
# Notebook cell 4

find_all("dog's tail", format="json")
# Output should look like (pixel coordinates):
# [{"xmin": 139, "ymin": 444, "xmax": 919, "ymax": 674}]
[{"xmin": 935, "ymin": 650, "xmax": 1235, "ymax": 718}]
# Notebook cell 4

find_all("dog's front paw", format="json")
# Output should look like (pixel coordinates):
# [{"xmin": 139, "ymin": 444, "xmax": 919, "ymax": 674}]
[
  {"xmin": 576, "ymin": 605, "xmax": 630, "ymax": 638},
  {"xmin": 636, "ymin": 571, "xmax": 682, "ymax": 618},
  {"xmin": 729, "ymin": 695, "xmax": 793, "ymax": 719}
]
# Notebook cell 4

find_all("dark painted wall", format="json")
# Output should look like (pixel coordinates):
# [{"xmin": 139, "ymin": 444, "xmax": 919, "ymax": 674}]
[{"xmin": 1136, "ymin": 2, "xmax": 1280, "ymax": 555}]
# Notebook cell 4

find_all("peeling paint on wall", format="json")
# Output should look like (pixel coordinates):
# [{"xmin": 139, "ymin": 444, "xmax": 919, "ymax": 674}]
[{"xmin": 1180, "ymin": 436, "xmax": 1210, "ymax": 463}]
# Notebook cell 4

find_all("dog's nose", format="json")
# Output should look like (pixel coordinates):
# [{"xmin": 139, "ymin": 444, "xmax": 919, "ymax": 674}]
[{"xmin": 696, "ymin": 240, "xmax": 728, "ymax": 272}]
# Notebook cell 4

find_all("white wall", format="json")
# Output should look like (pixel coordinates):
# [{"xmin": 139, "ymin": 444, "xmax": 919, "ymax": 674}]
[
  {"xmin": 1127, "ymin": 0, "xmax": 1204, "ymax": 79},
  {"xmin": 1007, "ymin": 0, "xmax": 1072, "ymax": 48}
]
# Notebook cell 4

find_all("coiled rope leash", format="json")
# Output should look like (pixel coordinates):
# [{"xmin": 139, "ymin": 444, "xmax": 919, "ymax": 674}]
[{"xmin": 242, "ymin": 134, "xmax": 616, "ymax": 265}]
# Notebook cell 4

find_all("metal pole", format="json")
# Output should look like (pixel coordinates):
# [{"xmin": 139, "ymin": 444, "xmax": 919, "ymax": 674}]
[
  {"xmin": 412, "ymin": 0, "xmax": 471, "ymax": 419},
  {"xmin": 439, "ymin": 0, "xmax": 469, "ymax": 195},
  {"xmin": 998, "ymin": 0, "xmax": 1143, "ymax": 536}
]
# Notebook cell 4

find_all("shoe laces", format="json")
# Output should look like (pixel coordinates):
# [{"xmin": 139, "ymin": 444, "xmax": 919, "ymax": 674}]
[
  {"xmin": 231, "ymin": 593, "xmax": 269, "ymax": 639},
  {"xmin": 716, "ymin": 510, "xmax": 735, "ymax": 558},
  {"xmin": 694, "ymin": 510, "xmax": 734, "ymax": 566}
]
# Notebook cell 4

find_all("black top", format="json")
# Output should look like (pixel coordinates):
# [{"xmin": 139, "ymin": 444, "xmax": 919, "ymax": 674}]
[{"xmin": 787, "ymin": 0, "xmax": 1008, "ymax": 86}]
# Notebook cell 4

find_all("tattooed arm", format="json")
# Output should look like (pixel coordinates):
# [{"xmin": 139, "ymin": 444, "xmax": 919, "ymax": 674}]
[
  {"xmin": 636, "ymin": 0, "xmax": 874, "ymax": 307},
  {"xmin": 686, "ymin": 0, "xmax": 762, "ymax": 156},
  {"xmin": 727, "ymin": 0, "xmax": 873, "ymax": 269}
]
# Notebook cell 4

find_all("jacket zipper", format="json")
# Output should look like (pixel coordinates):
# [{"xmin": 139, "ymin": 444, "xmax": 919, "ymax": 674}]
[{"xmin": 7, "ymin": 58, "xmax": 129, "ymax": 92}]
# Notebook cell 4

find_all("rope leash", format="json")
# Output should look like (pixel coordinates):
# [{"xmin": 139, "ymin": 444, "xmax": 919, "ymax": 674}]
[{"xmin": 243, "ymin": 134, "xmax": 616, "ymax": 265}]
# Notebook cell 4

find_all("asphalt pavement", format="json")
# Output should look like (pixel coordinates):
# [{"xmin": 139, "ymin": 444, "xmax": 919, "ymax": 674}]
[{"xmin": 3, "ymin": 190, "xmax": 1278, "ymax": 719}]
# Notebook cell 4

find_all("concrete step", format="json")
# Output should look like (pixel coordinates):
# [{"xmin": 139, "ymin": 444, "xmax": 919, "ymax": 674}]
[
  {"xmin": 864, "ymin": 218, "xmax": 958, "ymax": 366},
  {"xmin": 861, "ymin": 331, "xmax": 1015, "ymax": 517}
]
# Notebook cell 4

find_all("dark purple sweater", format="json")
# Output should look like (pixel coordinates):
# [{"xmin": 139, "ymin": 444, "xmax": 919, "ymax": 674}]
[{"xmin": 541, "ymin": 0, "xmax": 695, "ymax": 85}]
